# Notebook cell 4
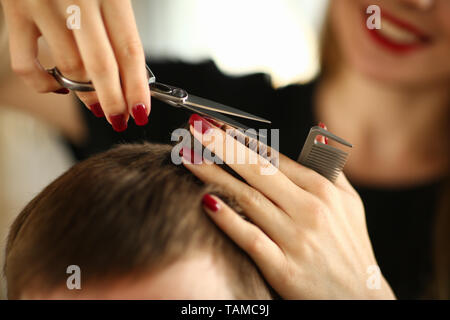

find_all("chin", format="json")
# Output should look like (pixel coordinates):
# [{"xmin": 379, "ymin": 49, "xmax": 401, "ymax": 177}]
[
  {"xmin": 347, "ymin": 40, "xmax": 450, "ymax": 88},
  {"xmin": 345, "ymin": 45, "xmax": 439, "ymax": 87}
]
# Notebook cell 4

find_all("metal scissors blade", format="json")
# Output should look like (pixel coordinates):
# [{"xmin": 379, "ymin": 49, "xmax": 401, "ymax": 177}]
[
  {"xmin": 183, "ymin": 95, "xmax": 271, "ymax": 124},
  {"xmin": 146, "ymin": 66, "xmax": 271, "ymax": 126},
  {"xmin": 148, "ymin": 82, "xmax": 272, "ymax": 126}
]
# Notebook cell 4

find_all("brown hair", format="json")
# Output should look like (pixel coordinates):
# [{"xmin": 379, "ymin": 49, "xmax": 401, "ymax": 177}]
[
  {"xmin": 319, "ymin": 6, "xmax": 450, "ymax": 299},
  {"xmin": 4, "ymin": 143, "xmax": 272, "ymax": 299}
]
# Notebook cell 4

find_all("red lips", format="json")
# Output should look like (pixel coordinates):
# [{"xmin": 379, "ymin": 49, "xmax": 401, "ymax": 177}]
[{"xmin": 365, "ymin": 7, "xmax": 432, "ymax": 54}]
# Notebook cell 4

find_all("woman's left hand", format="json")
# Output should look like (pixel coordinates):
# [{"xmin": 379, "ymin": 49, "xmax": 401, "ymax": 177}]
[{"xmin": 181, "ymin": 114, "xmax": 396, "ymax": 299}]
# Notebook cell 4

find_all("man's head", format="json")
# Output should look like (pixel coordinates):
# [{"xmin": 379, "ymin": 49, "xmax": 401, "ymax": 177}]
[{"xmin": 4, "ymin": 143, "xmax": 272, "ymax": 299}]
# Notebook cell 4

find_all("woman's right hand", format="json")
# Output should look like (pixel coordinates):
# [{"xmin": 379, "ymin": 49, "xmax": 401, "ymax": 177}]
[{"xmin": 1, "ymin": 0, "xmax": 150, "ymax": 131}]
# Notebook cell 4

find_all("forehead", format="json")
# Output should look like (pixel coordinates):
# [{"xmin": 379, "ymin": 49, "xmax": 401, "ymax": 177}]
[
  {"xmin": 115, "ymin": 254, "xmax": 235, "ymax": 299},
  {"xmin": 23, "ymin": 253, "xmax": 235, "ymax": 299}
]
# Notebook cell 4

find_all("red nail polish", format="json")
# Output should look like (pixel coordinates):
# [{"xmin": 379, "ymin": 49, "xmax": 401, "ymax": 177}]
[
  {"xmin": 318, "ymin": 122, "xmax": 329, "ymax": 145},
  {"xmin": 202, "ymin": 194, "xmax": 220, "ymax": 212},
  {"xmin": 110, "ymin": 114, "xmax": 128, "ymax": 132},
  {"xmin": 132, "ymin": 103, "xmax": 148, "ymax": 126},
  {"xmin": 53, "ymin": 88, "xmax": 70, "ymax": 95},
  {"xmin": 189, "ymin": 114, "xmax": 213, "ymax": 134},
  {"xmin": 89, "ymin": 103, "xmax": 105, "ymax": 118},
  {"xmin": 180, "ymin": 146, "xmax": 203, "ymax": 164}
]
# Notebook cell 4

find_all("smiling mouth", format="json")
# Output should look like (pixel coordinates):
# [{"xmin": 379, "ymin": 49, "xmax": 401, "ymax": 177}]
[{"xmin": 365, "ymin": 8, "xmax": 432, "ymax": 54}]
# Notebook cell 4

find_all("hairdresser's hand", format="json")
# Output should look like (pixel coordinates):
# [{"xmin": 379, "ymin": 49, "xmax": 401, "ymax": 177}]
[
  {"xmin": 182, "ymin": 114, "xmax": 396, "ymax": 299},
  {"xmin": 1, "ymin": 0, "xmax": 150, "ymax": 131}
]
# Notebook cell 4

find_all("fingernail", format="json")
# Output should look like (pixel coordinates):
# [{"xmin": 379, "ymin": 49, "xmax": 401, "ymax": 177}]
[
  {"xmin": 202, "ymin": 194, "xmax": 220, "ymax": 212},
  {"xmin": 180, "ymin": 146, "xmax": 203, "ymax": 164},
  {"xmin": 89, "ymin": 103, "xmax": 105, "ymax": 118},
  {"xmin": 318, "ymin": 122, "xmax": 329, "ymax": 145},
  {"xmin": 53, "ymin": 88, "xmax": 70, "ymax": 95},
  {"xmin": 110, "ymin": 114, "xmax": 128, "ymax": 132},
  {"xmin": 132, "ymin": 103, "xmax": 148, "ymax": 126},
  {"xmin": 189, "ymin": 114, "xmax": 213, "ymax": 134},
  {"xmin": 318, "ymin": 122, "xmax": 327, "ymax": 130}
]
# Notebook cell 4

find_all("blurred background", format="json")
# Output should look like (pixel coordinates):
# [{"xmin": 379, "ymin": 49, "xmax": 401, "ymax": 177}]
[{"xmin": 133, "ymin": 0, "xmax": 329, "ymax": 87}]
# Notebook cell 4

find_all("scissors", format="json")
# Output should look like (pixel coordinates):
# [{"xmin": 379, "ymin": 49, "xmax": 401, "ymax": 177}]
[{"xmin": 48, "ymin": 65, "xmax": 271, "ymax": 134}]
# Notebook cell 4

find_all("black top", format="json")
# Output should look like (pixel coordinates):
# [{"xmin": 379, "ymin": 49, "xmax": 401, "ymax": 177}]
[{"xmin": 69, "ymin": 60, "xmax": 443, "ymax": 299}]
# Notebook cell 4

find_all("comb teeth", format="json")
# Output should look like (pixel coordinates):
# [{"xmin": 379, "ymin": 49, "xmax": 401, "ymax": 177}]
[
  {"xmin": 304, "ymin": 145, "xmax": 348, "ymax": 182},
  {"xmin": 297, "ymin": 127, "xmax": 352, "ymax": 183}
]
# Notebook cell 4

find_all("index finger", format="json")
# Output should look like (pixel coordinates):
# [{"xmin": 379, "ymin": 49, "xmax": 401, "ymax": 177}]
[
  {"xmin": 206, "ymin": 118, "xmax": 355, "ymax": 196},
  {"xmin": 189, "ymin": 114, "xmax": 308, "ymax": 215}
]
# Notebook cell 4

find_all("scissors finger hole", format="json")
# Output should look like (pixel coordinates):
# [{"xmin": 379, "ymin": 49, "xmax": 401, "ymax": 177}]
[{"xmin": 150, "ymin": 83, "xmax": 172, "ymax": 94}]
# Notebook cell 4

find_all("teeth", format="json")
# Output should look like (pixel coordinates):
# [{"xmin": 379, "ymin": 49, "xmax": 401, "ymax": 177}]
[{"xmin": 378, "ymin": 19, "xmax": 420, "ymax": 44}]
